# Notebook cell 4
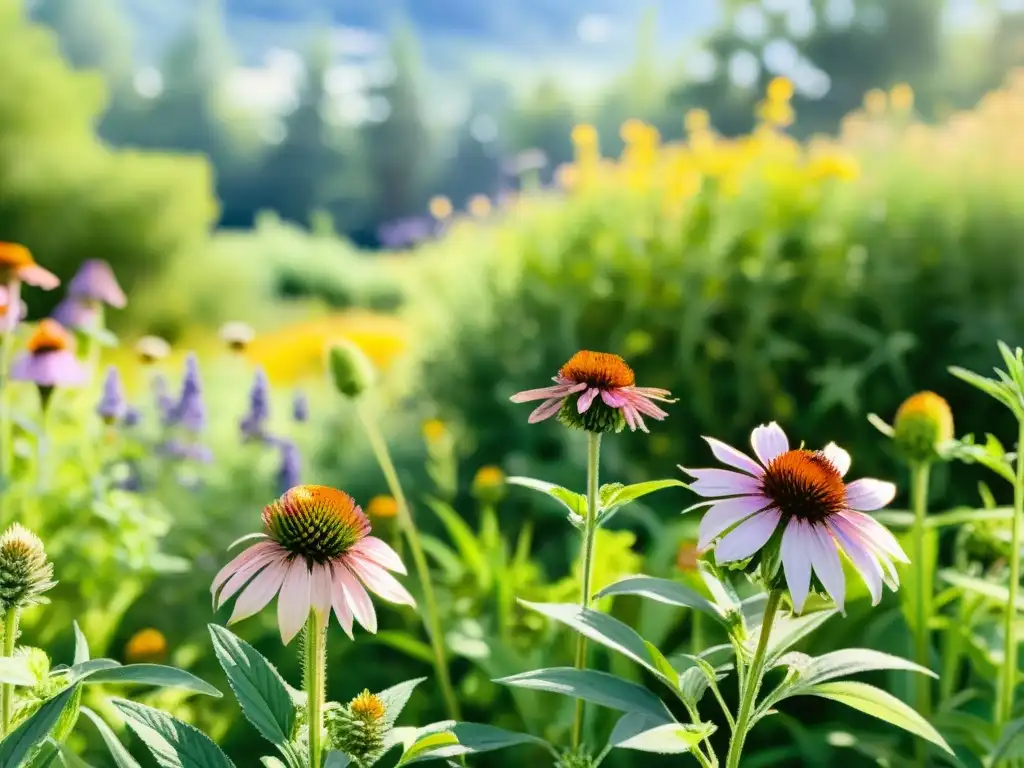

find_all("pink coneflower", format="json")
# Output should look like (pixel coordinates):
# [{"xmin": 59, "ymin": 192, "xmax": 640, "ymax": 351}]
[
  {"xmin": 0, "ymin": 243, "xmax": 59, "ymax": 333},
  {"xmin": 682, "ymin": 421, "xmax": 907, "ymax": 614},
  {"xmin": 211, "ymin": 485, "xmax": 415, "ymax": 644},
  {"xmin": 510, "ymin": 350, "xmax": 675, "ymax": 433},
  {"xmin": 10, "ymin": 320, "xmax": 87, "ymax": 389},
  {"xmin": 67, "ymin": 259, "xmax": 127, "ymax": 308}
]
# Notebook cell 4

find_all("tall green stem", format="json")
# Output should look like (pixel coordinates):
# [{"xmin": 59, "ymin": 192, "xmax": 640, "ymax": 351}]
[
  {"xmin": 725, "ymin": 590, "xmax": 782, "ymax": 768},
  {"xmin": 357, "ymin": 405, "xmax": 461, "ymax": 721},
  {"xmin": 998, "ymin": 420, "xmax": 1024, "ymax": 729},
  {"xmin": 304, "ymin": 612, "xmax": 326, "ymax": 768},
  {"xmin": 910, "ymin": 461, "xmax": 933, "ymax": 747},
  {"xmin": 2, "ymin": 606, "xmax": 20, "ymax": 737},
  {"xmin": 571, "ymin": 432, "xmax": 601, "ymax": 749}
]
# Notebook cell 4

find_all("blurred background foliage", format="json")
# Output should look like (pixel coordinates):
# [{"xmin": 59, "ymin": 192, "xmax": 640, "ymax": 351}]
[{"xmin": 3, "ymin": 0, "xmax": 1024, "ymax": 764}]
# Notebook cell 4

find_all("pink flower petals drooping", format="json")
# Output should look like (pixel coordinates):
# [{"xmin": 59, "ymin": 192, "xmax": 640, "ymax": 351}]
[
  {"xmin": 211, "ymin": 485, "xmax": 415, "ymax": 644},
  {"xmin": 682, "ymin": 421, "xmax": 906, "ymax": 614}
]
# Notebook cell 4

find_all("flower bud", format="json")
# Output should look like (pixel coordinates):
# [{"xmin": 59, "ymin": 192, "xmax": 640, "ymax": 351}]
[
  {"xmin": 327, "ymin": 339, "xmax": 376, "ymax": 399},
  {"xmin": 894, "ymin": 391, "xmax": 954, "ymax": 463},
  {"xmin": 0, "ymin": 524, "xmax": 55, "ymax": 611},
  {"xmin": 367, "ymin": 494, "xmax": 398, "ymax": 519},
  {"xmin": 125, "ymin": 628, "xmax": 168, "ymax": 663},
  {"xmin": 471, "ymin": 465, "xmax": 506, "ymax": 505},
  {"xmin": 329, "ymin": 690, "xmax": 387, "ymax": 765}
]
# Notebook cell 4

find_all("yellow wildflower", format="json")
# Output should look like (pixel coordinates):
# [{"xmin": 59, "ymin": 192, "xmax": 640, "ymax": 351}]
[{"xmin": 428, "ymin": 196, "xmax": 453, "ymax": 220}]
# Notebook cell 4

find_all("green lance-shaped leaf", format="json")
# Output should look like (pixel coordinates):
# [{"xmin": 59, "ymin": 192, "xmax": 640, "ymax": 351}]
[
  {"xmin": 449, "ymin": 723, "xmax": 552, "ymax": 757},
  {"xmin": 495, "ymin": 667, "xmax": 673, "ymax": 721},
  {"xmin": 762, "ymin": 609, "xmax": 839, "ymax": 664},
  {"xmin": 396, "ymin": 731, "xmax": 461, "ymax": 765},
  {"xmin": 609, "ymin": 713, "xmax": 716, "ymax": 754},
  {"xmin": 594, "ymin": 575, "xmax": 725, "ymax": 624},
  {"xmin": 72, "ymin": 623, "xmax": 90, "ymax": 666},
  {"xmin": 375, "ymin": 677, "xmax": 428, "ymax": 728},
  {"xmin": 796, "ymin": 681, "xmax": 953, "ymax": 755},
  {"xmin": 520, "ymin": 600, "xmax": 678, "ymax": 686},
  {"xmin": 992, "ymin": 718, "xmax": 1024, "ymax": 762},
  {"xmin": 506, "ymin": 477, "xmax": 587, "ymax": 526},
  {"xmin": 80, "ymin": 706, "xmax": 142, "ymax": 768},
  {"xmin": 208, "ymin": 624, "xmax": 294, "ymax": 747},
  {"xmin": 80, "ymin": 664, "xmax": 221, "ymax": 698},
  {"xmin": 111, "ymin": 698, "xmax": 235, "ymax": 768},
  {"xmin": 0, "ymin": 684, "xmax": 80, "ymax": 768},
  {"xmin": 940, "ymin": 570, "xmax": 1024, "ymax": 610},
  {"xmin": 424, "ymin": 499, "xmax": 490, "ymax": 588},
  {"xmin": 596, "ymin": 479, "xmax": 687, "ymax": 526}
]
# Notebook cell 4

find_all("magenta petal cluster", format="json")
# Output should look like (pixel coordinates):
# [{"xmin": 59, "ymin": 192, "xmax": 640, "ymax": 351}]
[
  {"xmin": 67, "ymin": 259, "xmax": 127, "ymax": 308},
  {"xmin": 211, "ymin": 485, "xmax": 415, "ymax": 644},
  {"xmin": 10, "ymin": 319, "xmax": 87, "ymax": 388},
  {"xmin": 682, "ymin": 421, "xmax": 907, "ymax": 614}
]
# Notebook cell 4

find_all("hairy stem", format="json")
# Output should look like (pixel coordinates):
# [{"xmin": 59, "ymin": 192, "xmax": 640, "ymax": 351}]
[
  {"xmin": 910, "ymin": 460, "xmax": 933, "ymax": 768},
  {"xmin": 2, "ymin": 606, "xmax": 20, "ymax": 737},
  {"xmin": 571, "ymin": 432, "xmax": 601, "ymax": 749},
  {"xmin": 304, "ymin": 612, "xmax": 326, "ymax": 768}
]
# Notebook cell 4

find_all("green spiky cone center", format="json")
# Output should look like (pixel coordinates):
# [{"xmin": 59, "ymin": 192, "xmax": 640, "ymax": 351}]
[
  {"xmin": 0, "ymin": 527, "xmax": 55, "ymax": 610},
  {"xmin": 328, "ymin": 701, "xmax": 387, "ymax": 765},
  {"xmin": 557, "ymin": 393, "xmax": 625, "ymax": 434},
  {"xmin": 556, "ymin": 746, "xmax": 597, "ymax": 768},
  {"xmin": 262, "ymin": 486, "xmax": 370, "ymax": 563}
]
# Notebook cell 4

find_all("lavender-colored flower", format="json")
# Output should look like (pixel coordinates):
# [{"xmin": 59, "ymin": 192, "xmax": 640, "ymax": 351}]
[
  {"xmin": 172, "ymin": 353, "xmax": 205, "ymax": 432},
  {"xmin": 152, "ymin": 374, "xmax": 175, "ymax": 426},
  {"xmin": 276, "ymin": 441, "xmax": 302, "ymax": 495},
  {"xmin": 292, "ymin": 391, "xmax": 308, "ymax": 423},
  {"xmin": 682, "ymin": 422, "xmax": 907, "ymax": 614},
  {"xmin": 10, "ymin": 320, "xmax": 87, "ymax": 388},
  {"xmin": 240, "ymin": 367, "xmax": 270, "ymax": 441},
  {"xmin": 51, "ymin": 297, "xmax": 100, "ymax": 331},
  {"xmin": 97, "ymin": 365, "xmax": 127, "ymax": 424},
  {"xmin": 67, "ymin": 259, "xmax": 126, "ymax": 308},
  {"xmin": 160, "ymin": 439, "xmax": 213, "ymax": 463},
  {"xmin": 123, "ymin": 406, "xmax": 141, "ymax": 428},
  {"xmin": 376, "ymin": 217, "xmax": 436, "ymax": 250}
]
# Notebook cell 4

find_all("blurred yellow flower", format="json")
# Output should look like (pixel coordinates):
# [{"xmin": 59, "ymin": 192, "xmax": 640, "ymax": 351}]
[
  {"xmin": 890, "ymin": 83, "xmax": 914, "ymax": 113},
  {"xmin": 571, "ymin": 123, "xmax": 598, "ymax": 147},
  {"xmin": 864, "ymin": 88, "xmax": 887, "ymax": 116},
  {"xmin": 555, "ymin": 162, "xmax": 579, "ymax": 190},
  {"xmin": 684, "ymin": 108, "xmax": 710, "ymax": 134},
  {"xmin": 757, "ymin": 99, "xmax": 795, "ymax": 128},
  {"xmin": 367, "ymin": 494, "xmax": 399, "ymax": 519},
  {"xmin": 619, "ymin": 119, "xmax": 649, "ymax": 145},
  {"xmin": 125, "ymin": 628, "xmax": 167, "ymax": 663},
  {"xmin": 676, "ymin": 540, "xmax": 699, "ymax": 572},
  {"xmin": 468, "ymin": 195, "xmax": 492, "ymax": 218},
  {"xmin": 767, "ymin": 76, "xmax": 794, "ymax": 102},
  {"xmin": 472, "ymin": 465, "xmax": 505, "ymax": 489},
  {"xmin": 808, "ymin": 152, "xmax": 861, "ymax": 182},
  {"xmin": 428, "ymin": 195, "xmax": 453, "ymax": 220},
  {"xmin": 422, "ymin": 419, "xmax": 447, "ymax": 443}
]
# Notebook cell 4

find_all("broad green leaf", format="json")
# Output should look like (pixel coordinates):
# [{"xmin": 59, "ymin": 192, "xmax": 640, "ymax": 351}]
[
  {"xmin": 80, "ymin": 707, "xmax": 141, "ymax": 768},
  {"xmin": 51, "ymin": 686, "xmax": 82, "ymax": 745},
  {"xmin": 992, "ymin": 717, "xmax": 1024, "ymax": 761},
  {"xmin": 376, "ymin": 677, "xmax": 427, "ymax": 727},
  {"xmin": 597, "ymin": 480, "xmax": 687, "ymax": 526},
  {"xmin": 397, "ymin": 731, "xmax": 460, "ymax": 765},
  {"xmin": 424, "ymin": 498, "xmax": 490, "ymax": 588},
  {"xmin": 763, "ymin": 649, "xmax": 935, "ymax": 712},
  {"xmin": 0, "ymin": 684, "xmax": 79, "ymax": 768},
  {"xmin": 0, "ymin": 656, "xmax": 36, "ymax": 687},
  {"xmin": 495, "ymin": 667, "xmax": 672, "ymax": 721},
  {"xmin": 68, "ymin": 660, "xmax": 122, "ymax": 681},
  {"xmin": 72, "ymin": 623, "xmax": 90, "ymax": 666},
  {"xmin": 208, "ymin": 624, "xmax": 294, "ymax": 747},
  {"xmin": 594, "ymin": 576, "xmax": 724, "ymax": 624},
  {"xmin": 610, "ymin": 716, "xmax": 714, "ymax": 754},
  {"xmin": 940, "ymin": 570, "xmax": 1024, "ymax": 610},
  {"xmin": 368, "ymin": 632, "xmax": 435, "ymax": 666},
  {"xmin": 111, "ymin": 698, "xmax": 235, "ymax": 768},
  {"xmin": 449, "ymin": 723, "xmax": 550, "ymax": 756},
  {"xmin": 762, "ymin": 609, "xmax": 838, "ymax": 664},
  {"xmin": 799, "ymin": 681, "xmax": 953, "ymax": 755},
  {"xmin": 505, "ymin": 477, "xmax": 587, "ymax": 518},
  {"xmin": 27, "ymin": 740, "xmax": 59, "ymax": 768},
  {"xmin": 81, "ymin": 664, "xmax": 221, "ymax": 697},
  {"xmin": 519, "ymin": 601, "xmax": 677, "ymax": 686}
]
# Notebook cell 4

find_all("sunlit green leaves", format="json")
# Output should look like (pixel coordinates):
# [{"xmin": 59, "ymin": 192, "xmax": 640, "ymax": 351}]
[
  {"xmin": 950, "ymin": 342, "xmax": 1024, "ymax": 420},
  {"xmin": 79, "ymin": 707, "xmax": 141, "ymax": 768},
  {"xmin": 596, "ymin": 479, "xmax": 687, "ymax": 526},
  {"xmin": 112, "ymin": 699, "xmax": 235, "ymax": 768},
  {"xmin": 506, "ymin": 477, "xmax": 586, "ymax": 527},
  {"xmin": 79, "ymin": 665, "xmax": 220, "ymax": 698},
  {"xmin": 0, "ymin": 656, "xmax": 36, "ymax": 687},
  {"xmin": 0, "ymin": 684, "xmax": 80, "ymax": 768},
  {"xmin": 609, "ymin": 713, "xmax": 715, "ymax": 754},
  {"xmin": 495, "ymin": 667, "xmax": 673, "ymax": 721},
  {"xmin": 594, "ymin": 576, "xmax": 724, "ymax": 624}
]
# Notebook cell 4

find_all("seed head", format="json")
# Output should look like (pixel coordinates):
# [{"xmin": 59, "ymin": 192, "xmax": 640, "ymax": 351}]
[
  {"xmin": 894, "ymin": 391, "xmax": 954, "ymax": 463},
  {"xmin": 329, "ymin": 690, "xmax": 387, "ymax": 765},
  {"xmin": 262, "ymin": 485, "xmax": 370, "ymax": 562},
  {"xmin": 0, "ymin": 525, "xmax": 55, "ymax": 611}
]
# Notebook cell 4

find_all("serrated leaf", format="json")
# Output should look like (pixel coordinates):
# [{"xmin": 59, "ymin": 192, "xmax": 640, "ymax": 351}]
[
  {"xmin": 519, "ymin": 601, "xmax": 677, "ymax": 686},
  {"xmin": 376, "ymin": 677, "xmax": 427, "ymax": 728},
  {"xmin": 610, "ymin": 717, "xmax": 714, "ymax": 754},
  {"xmin": 397, "ymin": 731, "xmax": 460, "ymax": 765},
  {"xmin": 0, "ymin": 656, "xmax": 36, "ymax": 687},
  {"xmin": 594, "ymin": 576, "xmax": 724, "ymax": 624},
  {"xmin": 495, "ymin": 667, "xmax": 672, "ymax": 721},
  {"xmin": 597, "ymin": 480, "xmax": 687, "ymax": 526},
  {"xmin": 0, "ymin": 684, "xmax": 79, "ymax": 768},
  {"xmin": 81, "ymin": 665, "xmax": 221, "ymax": 698},
  {"xmin": 111, "ymin": 698, "xmax": 235, "ymax": 768},
  {"xmin": 208, "ymin": 625, "xmax": 294, "ymax": 747},
  {"xmin": 72, "ymin": 623, "xmax": 90, "ymax": 666},
  {"xmin": 799, "ymin": 681, "xmax": 953, "ymax": 755},
  {"xmin": 506, "ymin": 477, "xmax": 587, "ymax": 517},
  {"xmin": 80, "ymin": 707, "xmax": 141, "ymax": 768}
]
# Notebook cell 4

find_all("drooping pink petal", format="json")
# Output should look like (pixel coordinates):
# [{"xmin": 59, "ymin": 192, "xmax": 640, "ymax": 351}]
[
  {"xmin": 577, "ymin": 388, "xmax": 599, "ymax": 413},
  {"xmin": 215, "ymin": 546, "xmax": 285, "ymax": 609},
  {"xmin": 782, "ymin": 519, "xmax": 813, "ymax": 613},
  {"xmin": 808, "ymin": 526, "xmax": 846, "ymax": 613},
  {"xmin": 829, "ymin": 520, "xmax": 883, "ymax": 605},
  {"xmin": 703, "ymin": 436, "xmax": 764, "ymax": 477},
  {"xmin": 844, "ymin": 478, "xmax": 897, "ymax": 511},
  {"xmin": 836, "ymin": 510, "xmax": 909, "ymax": 563},
  {"xmin": 528, "ymin": 398, "xmax": 564, "ymax": 423},
  {"xmin": 832, "ymin": 515, "xmax": 902, "ymax": 590},
  {"xmin": 350, "ymin": 537, "xmax": 407, "ymax": 575},
  {"xmin": 510, "ymin": 382, "xmax": 583, "ymax": 403},
  {"xmin": 336, "ymin": 563, "xmax": 377, "ymax": 633},
  {"xmin": 750, "ymin": 422, "xmax": 789, "ymax": 466},
  {"xmin": 625, "ymin": 404, "xmax": 648, "ymax": 433},
  {"xmin": 18, "ymin": 264, "xmax": 60, "ymax": 290},
  {"xmin": 211, "ymin": 541, "xmax": 279, "ymax": 597},
  {"xmin": 630, "ymin": 386, "xmax": 675, "ymax": 402},
  {"xmin": 330, "ymin": 564, "xmax": 355, "ymax": 639},
  {"xmin": 310, "ymin": 563, "xmax": 333, "ymax": 622},
  {"xmin": 347, "ymin": 556, "xmax": 416, "ymax": 606},
  {"xmin": 714, "ymin": 508, "xmax": 781, "ymax": 563},
  {"xmin": 821, "ymin": 443, "xmax": 851, "ymax": 477},
  {"xmin": 623, "ymin": 391, "xmax": 669, "ymax": 420},
  {"xmin": 228, "ymin": 560, "xmax": 289, "ymax": 625},
  {"xmin": 277, "ymin": 559, "xmax": 312, "ymax": 645},
  {"xmin": 681, "ymin": 467, "xmax": 764, "ymax": 498},
  {"xmin": 601, "ymin": 389, "xmax": 628, "ymax": 408},
  {"xmin": 697, "ymin": 494, "xmax": 773, "ymax": 549}
]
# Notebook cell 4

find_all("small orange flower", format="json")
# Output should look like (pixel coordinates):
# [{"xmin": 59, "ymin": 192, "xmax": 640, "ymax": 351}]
[
  {"xmin": 0, "ymin": 243, "xmax": 59, "ymax": 289},
  {"xmin": 125, "ymin": 628, "xmax": 168, "ymax": 663},
  {"xmin": 349, "ymin": 689, "xmax": 386, "ymax": 721},
  {"xmin": 367, "ymin": 494, "xmax": 399, "ymax": 519},
  {"xmin": 27, "ymin": 319, "xmax": 74, "ymax": 354}
]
